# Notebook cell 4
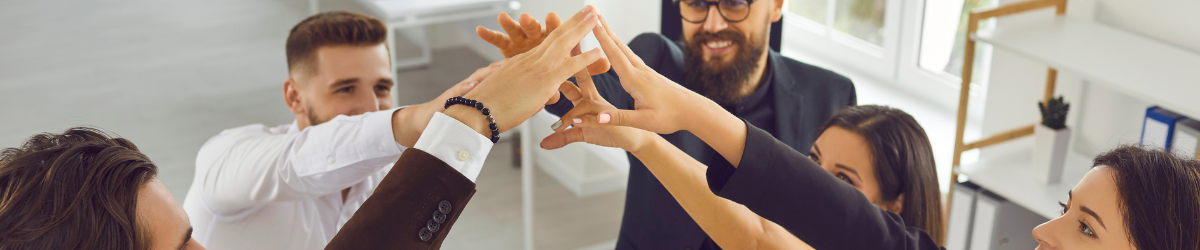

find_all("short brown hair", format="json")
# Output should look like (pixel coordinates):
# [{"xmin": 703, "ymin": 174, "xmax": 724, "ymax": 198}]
[
  {"xmin": 286, "ymin": 11, "xmax": 389, "ymax": 76},
  {"xmin": 0, "ymin": 127, "xmax": 159, "ymax": 250}
]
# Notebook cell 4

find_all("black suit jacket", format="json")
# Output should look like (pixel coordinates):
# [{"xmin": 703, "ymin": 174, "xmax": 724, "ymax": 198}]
[
  {"xmin": 325, "ymin": 149, "xmax": 476, "ymax": 250},
  {"xmin": 545, "ymin": 33, "xmax": 857, "ymax": 249},
  {"xmin": 710, "ymin": 123, "xmax": 941, "ymax": 250}
]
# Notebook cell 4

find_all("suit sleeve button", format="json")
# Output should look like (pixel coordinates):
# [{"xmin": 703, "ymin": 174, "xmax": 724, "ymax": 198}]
[
  {"xmin": 438, "ymin": 200, "xmax": 453, "ymax": 214},
  {"xmin": 418, "ymin": 227, "xmax": 433, "ymax": 241},
  {"xmin": 432, "ymin": 210, "xmax": 447, "ymax": 224},
  {"xmin": 427, "ymin": 219, "xmax": 441, "ymax": 232}
]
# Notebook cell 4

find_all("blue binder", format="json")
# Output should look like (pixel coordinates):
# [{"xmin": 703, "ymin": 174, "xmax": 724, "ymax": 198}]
[{"xmin": 1141, "ymin": 106, "xmax": 1187, "ymax": 151}]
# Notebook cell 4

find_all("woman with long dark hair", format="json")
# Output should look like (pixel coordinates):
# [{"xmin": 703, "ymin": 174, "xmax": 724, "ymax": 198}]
[
  {"xmin": 544, "ymin": 15, "xmax": 1200, "ymax": 249},
  {"xmin": 548, "ymin": 102, "xmax": 945, "ymax": 249}
]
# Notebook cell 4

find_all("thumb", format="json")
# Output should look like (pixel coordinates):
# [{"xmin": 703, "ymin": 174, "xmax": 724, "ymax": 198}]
[
  {"xmin": 540, "ymin": 127, "xmax": 584, "ymax": 150},
  {"xmin": 598, "ymin": 109, "xmax": 655, "ymax": 132}
]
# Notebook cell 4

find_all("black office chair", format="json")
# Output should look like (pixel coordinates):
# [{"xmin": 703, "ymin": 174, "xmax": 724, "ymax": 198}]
[{"xmin": 660, "ymin": 0, "xmax": 782, "ymax": 52}]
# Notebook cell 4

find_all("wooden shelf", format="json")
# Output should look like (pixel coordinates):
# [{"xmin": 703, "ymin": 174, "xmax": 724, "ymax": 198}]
[
  {"xmin": 955, "ymin": 140, "xmax": 1093, "ymax": 219},
  {"xmin": 974, "ymin": 16, "xmax": 1200, "ymax": 117}
]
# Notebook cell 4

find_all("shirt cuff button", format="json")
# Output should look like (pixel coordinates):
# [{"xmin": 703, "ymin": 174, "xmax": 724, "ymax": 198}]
[{"xmin": 457, "ymin": 150, "xmax": 469, "ymax": 161}]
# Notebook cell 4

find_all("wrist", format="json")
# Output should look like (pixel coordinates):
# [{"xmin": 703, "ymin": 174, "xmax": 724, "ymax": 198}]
[
  {"xmin": 443, "ymin": 105, "xmax": 492, "ymax": 138},
  {"xmin": 392, "ymin": 103, "xmax": 437, "ymax": 148},
  {"xmin": 629, "ymin": 131, "xmax": 661, "ymax": 158}
]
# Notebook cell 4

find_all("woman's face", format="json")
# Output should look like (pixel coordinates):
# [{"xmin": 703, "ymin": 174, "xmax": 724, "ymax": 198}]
[
  {"xmin": 1031, "ymin": 166, "xmax": 1135, "ymax": 250},
  {"xmin": 808, "ymin": 126, "xmax": 903, "ymax": 213},
  {"xmin": 139, "ymin": 178, "xmax": 207, "ymax": 250}
]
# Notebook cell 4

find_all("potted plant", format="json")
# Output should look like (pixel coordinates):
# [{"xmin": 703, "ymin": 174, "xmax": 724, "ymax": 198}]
[{"xmin": 1033, "ymin": 96, "xmax": 1070, "ymax": 184}]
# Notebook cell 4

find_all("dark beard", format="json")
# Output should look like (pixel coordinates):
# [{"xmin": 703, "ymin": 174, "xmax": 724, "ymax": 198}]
[
  {"xmin": 681, "ymin": 28, "xmax": 767, "ymax": 105},
  {"xmin": 306, "ymin": 103, "xmax": 325, "ymax": 127}
]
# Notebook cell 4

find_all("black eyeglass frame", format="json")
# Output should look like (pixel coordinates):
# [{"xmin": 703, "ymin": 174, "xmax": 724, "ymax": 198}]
[{"xmin": 675, "ymin": 0, "xmax": 760, "ymax": 24}]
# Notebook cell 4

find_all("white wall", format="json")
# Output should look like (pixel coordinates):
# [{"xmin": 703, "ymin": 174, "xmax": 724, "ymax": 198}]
[{"xmin": 979, "ymin": 0, "xmax": 1200, "ymax": 158}]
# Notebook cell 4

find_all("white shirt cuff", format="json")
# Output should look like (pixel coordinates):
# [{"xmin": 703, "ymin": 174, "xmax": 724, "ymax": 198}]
[{"xmin": 413, "ymin": 112, "xmax": 493, "ymax": 182}]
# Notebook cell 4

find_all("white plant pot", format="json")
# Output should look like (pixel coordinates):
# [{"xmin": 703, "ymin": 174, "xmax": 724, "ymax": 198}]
[{"xmin": 1032, "ymin": 125, "xmax": 1071, "ymax": 184}]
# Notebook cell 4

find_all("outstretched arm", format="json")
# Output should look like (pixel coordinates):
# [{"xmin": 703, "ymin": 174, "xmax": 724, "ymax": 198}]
[
  {"xmin": 552, "ymin": 13, "xmax": 941, "ymax": 250},
  {"xmin": 542, "ymin": 69, "xmax": 812, "ymax": 250}
]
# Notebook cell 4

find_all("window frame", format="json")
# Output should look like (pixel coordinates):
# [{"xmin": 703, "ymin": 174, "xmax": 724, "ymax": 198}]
[{"xmin": 782, "ymin": 0, "xmax": 995, "ymax": 111}]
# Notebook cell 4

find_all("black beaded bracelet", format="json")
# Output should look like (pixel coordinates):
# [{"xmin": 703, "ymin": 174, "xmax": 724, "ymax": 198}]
[{"xmin": 444, "ymin": 96, "xmax": 499, "ymax": 143}]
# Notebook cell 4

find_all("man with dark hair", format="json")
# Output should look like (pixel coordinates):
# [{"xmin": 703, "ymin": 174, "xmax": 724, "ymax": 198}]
[
  {"xmin": 479, "ymin": 1, "xmax": 856, "ymax": 249},
  {"xmin": 180, "ymin": 11, "xmax": 500, "ymax": 249},
  {"xmin": 0, "ymin": 127, "xmax": 206, "ymax": 250},
  {"xmin": 2, "ymin": 7, "xmax": 603, "ymax": 249}
]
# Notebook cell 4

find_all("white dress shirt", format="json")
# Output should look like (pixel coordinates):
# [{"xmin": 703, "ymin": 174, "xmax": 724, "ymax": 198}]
[{"xmin": 183, "ymin": 108, "xmax": 492, "ymax": 250}]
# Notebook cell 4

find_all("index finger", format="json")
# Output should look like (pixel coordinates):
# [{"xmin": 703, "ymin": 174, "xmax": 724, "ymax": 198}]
[
  {"xmin": 574, "ymin": 68, "xmax": 601, "ymax": 100},
  {"xmin": 544, "ymin": 12, "xmax": 562, "ymax": 34},
  {"xmin": 497, "ymin": 12, "xmax": 526, "ymax": 40},
  {"xmin": 590, "ymin": 14, "xmax": 635, "ymax": 74},
  {"xmin": 541, "ymin": 5, "xmax": 597, "ymax": 45},
  {"xmin": 597, "ymin": 14, "xmax": 645, "ymax": 67},
  {"xmin": 518, "ymin": 14, "xmax": 544, "ymax": 39},
  {"xmin": 476, "ymin": 26, "xmax": 511, "ymax": 48},
  {"xmin": 544, "ymin": 13, "xmax": 599, "ymax": 59}
]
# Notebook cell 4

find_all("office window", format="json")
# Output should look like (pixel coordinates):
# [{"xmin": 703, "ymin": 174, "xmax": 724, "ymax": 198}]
[
  {"xmin": 789, "ymin": 0, "xmax": 827, "ymax": 25},
  {"xmin": 834, "ymin": 0, "xmax": 887, "ymax": 46},
  {"xmin": 783, "ymin": 0, "xmax": 997, "ymax": 110},
  {"xmin": 788, "ymin": 0, "xmax": 891, "ymax": 48},
  {"xmin": 918, "ymin": 0, "xmax": 995, "ymax": 79}
]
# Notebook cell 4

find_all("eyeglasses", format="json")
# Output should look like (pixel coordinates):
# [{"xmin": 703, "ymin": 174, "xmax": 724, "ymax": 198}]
[{"xmin": 677, "ymin": 0, "xmax": 759, "ymax": 23}]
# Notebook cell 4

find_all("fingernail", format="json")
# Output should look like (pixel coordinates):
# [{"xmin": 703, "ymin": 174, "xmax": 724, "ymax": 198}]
[
  {"xmin": 468, "ymin": 81, "xmax": 478, "ymax": 87},
  {"xmin": 573, "ymin": 118, "xmax": 582, "ymax": 124},
  {"xmin": 551, "ymin": 120, "xmax": 563, "ymax": 130},
  {"xmin": 598, "ymin": 113, "xmax": 611, "ymax": 124}
]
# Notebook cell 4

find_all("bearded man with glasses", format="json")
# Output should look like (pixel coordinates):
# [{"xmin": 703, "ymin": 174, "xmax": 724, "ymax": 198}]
[{"xmin": 477, "ymin": 2, "xmax": 857, "ymax": 249}]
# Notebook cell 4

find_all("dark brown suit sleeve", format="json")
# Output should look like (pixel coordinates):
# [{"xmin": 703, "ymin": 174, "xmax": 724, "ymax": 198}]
[{"xmin": 326, "ymin": 148, "xmax": 477, "ymax": 250}]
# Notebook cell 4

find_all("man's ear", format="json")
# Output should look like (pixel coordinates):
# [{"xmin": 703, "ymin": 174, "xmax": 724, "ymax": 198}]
[
  {"xmin": 283, "ymin": 77, "xmax": 305, "ymax": 115},
  {"xmin": 771, "ymin": 0, "xmax": 785, "ymax": 22},
  {"xmin": 885, "ymin": 193, "xmax": 905, "ymax": 214}
]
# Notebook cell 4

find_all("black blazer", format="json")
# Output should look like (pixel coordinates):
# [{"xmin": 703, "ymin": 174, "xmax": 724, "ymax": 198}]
[
  {"xmin": 325, "ymin": 148, "xmax": 476, "ymax": 250},
  {"xmin": 545, "ymin": 33, "xmax": 857, "ymax": 249},
  {"xmin": 709, "ymin": 123, "xmax": 941, "ymax": 250}
]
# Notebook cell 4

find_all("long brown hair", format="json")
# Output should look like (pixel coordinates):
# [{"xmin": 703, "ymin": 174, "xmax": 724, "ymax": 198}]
[
  {"xmin": 820, "ymin": 105, "xmax": 945, "ymax": 243},
  {"xmin": 1092, "ymin": 145, "xmax": 1200, "ymax": 250},
  {"xmin": 0, "ymin": 127, "xmax": 159, "ymax": 250}
]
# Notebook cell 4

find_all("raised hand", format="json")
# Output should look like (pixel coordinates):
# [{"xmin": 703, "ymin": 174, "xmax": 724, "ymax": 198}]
[
  {"xmin": 581, "ymin": 14, "xmax": 725, "ymax": 135},
  {"xmin": 445, "ymin": 6, "xmax": 604, "ymax": 138},
  {"xmin": 558, "ymin": 14, "xmax": 748, "ymax": 166},
  {"xmin": 476, "ymin": 13, "xmax": 558, "ymax": 58},
  {"xmin": 476, "ymin": 12, "xmax": 610, "ymax": 75},
  {"xmin": 540, "ymin": 68, "xmax": 655, "ymax": 154}
]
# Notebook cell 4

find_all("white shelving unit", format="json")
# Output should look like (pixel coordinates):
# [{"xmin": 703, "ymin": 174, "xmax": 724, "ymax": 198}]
[
  {"xmin": 955, "ymin": 139, "xmax": 1091, "ymax": 219},
  {"xmin": 946, "ymin": 0, "xmax": 1200, "ymax": 231},
  {"xmin": 974, "ymin": 16, "xmax": 1200, "ymax": 118}
]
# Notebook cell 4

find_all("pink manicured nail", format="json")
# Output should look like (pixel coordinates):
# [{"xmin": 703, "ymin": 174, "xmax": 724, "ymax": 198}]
[
  {"xmin": 598, "ymin": 113, "xmax": 611, "ymax": 124},
  {"xmin": 468, "ymin": 81, "xmax": 478, "ymax": 87},
  {"xmin": 573, "ymin": 118, "xmax": 582, "ymax": 124}
]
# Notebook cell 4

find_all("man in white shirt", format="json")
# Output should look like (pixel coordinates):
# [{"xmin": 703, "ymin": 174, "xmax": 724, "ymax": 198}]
[
  {"xmin": 181, "ymin": 11, "xmax": 501, "ymax": 249},
  {"xmin": 183, "ymin": 7, "xmax": 607, "ymax": 249}
]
